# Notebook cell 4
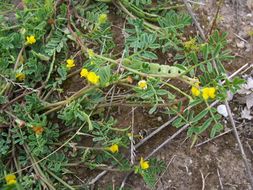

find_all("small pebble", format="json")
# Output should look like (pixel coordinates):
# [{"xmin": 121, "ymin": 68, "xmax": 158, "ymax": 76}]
[
  {"xmin": 157, "ymin": 116, "xmax": 162, "ymax": 122},
  {"xmin": 236, "ymin": 41, "xmax": 245, "ymax": 49},
  {"xmin": 217, "ymin": 104, "xmax": 228, "ymax": 117}
]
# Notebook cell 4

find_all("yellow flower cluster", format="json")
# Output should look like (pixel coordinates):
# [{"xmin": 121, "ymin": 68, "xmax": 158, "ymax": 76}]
[
  {"xmin": 191, "ymin": 86, "xmax": 200, "ymax": 97},
  {"xmin": 80, "ymin": 68, "xmax": 100, "ymax": 85},
  {"xmin": 202, "ymin": 87, "xmax": 216, "ymax": 100},
  {"xmin": 138, "ymin": 80, "xmax": 147, "ymax": 90},
  {"xmin": 140, "ymin": 157, "xmax": 149, "ymax": 170},
  {"xmin": 98, "ymin": 14, "xmax": 108, "ymax": 25},
  {"xmin": 80, "ymin": 68, "xmax": 88, "ymax": 77},
  {"xmin": 5, "ymin": 174, "xmax": 17, "ymax": 185},
  {"xmin": 107, "ymin": 144, "xmax": 119, "ymax": 153},
  {"xmin": 26, "ymin": 35, "xmax": 36, "ymax": 45},
  {"xmin": 191, "ymin": 82, "xmax": 200, "ymax": 96},
  {"xmin": 184, "ymin": 38, "xmax": 199, "ymax": 52},
  {"xmin": 191, "ymin": 84, "xmax": 216, "ymax": 100},
  {"xmin": 66, "ymin": 59, "xmax": 75, "ymax": 68}
]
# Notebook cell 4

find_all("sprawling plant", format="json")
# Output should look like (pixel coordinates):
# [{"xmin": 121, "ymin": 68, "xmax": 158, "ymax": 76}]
[{"xmin": 0, "ymin": 0, "xmax": 244, "ymax": 189}]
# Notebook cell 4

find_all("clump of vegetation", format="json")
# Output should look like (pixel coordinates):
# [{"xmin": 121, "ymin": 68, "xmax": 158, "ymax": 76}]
[{"xmin": 0, "ymin": 0, "xmax": 244, "ymax": 189}]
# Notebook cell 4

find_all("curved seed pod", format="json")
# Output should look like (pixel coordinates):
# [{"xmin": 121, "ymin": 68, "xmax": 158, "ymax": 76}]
[{"xmin": 122, "ymin": 59, "xmax": 186, "ymax": 78}]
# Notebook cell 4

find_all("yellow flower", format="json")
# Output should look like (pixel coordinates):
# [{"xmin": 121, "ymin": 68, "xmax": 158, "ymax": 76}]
[
  {"xmin": 80, "ymin": 68, "xmax": 89, "ymax": 77},
  {"xmin": 202, "ymin": 88, "xmax": 209, "ymax": 100},
  {"xmin": 66, "ymin": 59, "xmax": 75, "ymax": 68},
  {"xmin": 191, "ymin": 86, "xmax": 200, "ymax": 97},
  {"xmin": 16, "ymin": 73, "xmax": 25, "ymax": 81},
  {"xmin": 32, "ymin": 126, "xmax": 44, "ymax": 135},
  {"xmin": 107, "ymin": 144, "xmax": 119, "ymax": 153},
  {"xmin": 26, "ymin": 35, "xmax": 36, "ymax": 45},
  {"xmin": 208, "ymin": 87, "xmax": 216, "ymax": 98},
  {"xmin": 184, "ymin": 38, "xmax": 199, "ymax": 51},
  {"xmin": 87, "ymin": 49, "xmax": 95, "ymax": 59},
  {"xmin": 98, "ymin": 13, "xmax": 108, "ymax": 24},
  {"xmin": 87, "ymin": 72, "xmax": 100, "ymax": 85},
  {"xmin": 140, "ymin": 157, "xmax": 149, "ymax": 170},
  {"xmin": 202, "ymin": 87, "xmax": 216, "ymax": 100},
  {"xmin": 138, "ymin": 80, "xmax": 147, "ymax": 90},
  {"xmin": 5, "ymin": 174, "xmax": 17, "ymax": 185}
]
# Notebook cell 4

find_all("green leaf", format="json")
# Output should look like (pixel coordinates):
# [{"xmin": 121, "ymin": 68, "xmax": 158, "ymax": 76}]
[
  {"xmin": 31, "ymin": 50, "xmax": 50, "ymax": 61},
  {"xmin": 216, "ymin": 60, "xmax": 226, "ymax": 74},
  {"xmin": 233, "ymin": 77, "xmax": 245, "ymax": 86},
  {"xmin": 98, "ymin": 65, "xmax": 111, "ymax": 87},
  {"xmin": 189, "ymin": 98, "xmax": 202, "ymax": 107},
  {"xmin": 197, "ymin": 118, "xmax": 213, "ymax": 134},
  {"xmin": 213, "ymin": 43, "xmax": 222, "ymax": 57},
  {"xmin": 149, "ymin": 105, "xmax": 157, "ymax": 114},
  {"xmin": 202, "ymin": 43, "xmax": 209, "ymax": 61},
  {"xmin": 207, "ymin": 61, "xmax": 213, "ymax": 73},
  {"xmin": 210, "ymin": 123, "xmax": 223, "ymax": 138},
  {"xmin": 172, "ymin": 117, "xmax": 184, "ymax": 128},
  {"xmin": 77, "ymin": 111, "xmax": 93, "ymax": 130},
  {"xmin": 199, "ymin": 63, "xmax": 206, "ymax": 72},
  {"xmin": 156, "ymin": 89, "xmax": 168, "ymax": 96},
  {"xmin": 141, "ymin": 51, "xmax": 158, "ymax": 60},
  {"xmin": 191, "ymin": 109, "xmax": 208, "ymax": 123},
  {"xmin": 190, "ymin": 52, "xmax": 198, "ymax": 65}
]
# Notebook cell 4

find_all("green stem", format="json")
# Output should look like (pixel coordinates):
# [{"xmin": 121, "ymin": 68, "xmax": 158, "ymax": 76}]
[
  {"xmin": 45, "ymin": 85, "xmax": 96, "ymax": 109},
  {"xmin": 119, "ymin": 0, "xmax": 159, "ymax": 22},
  {"xmin": 161, "ymin": 81, "xmax": 192, "ymax": 101},
  {"xmin": 144, "ymin": 4, "xmax": 184, "ymax": 11},
  {"xmin": 116, "ymin": 0, "xmax": 160, "ymax": 32},
  {"xmin": 46, "ymin": 169, "xmax": 75, "ymax": 190},
  {"xmin": 205, "ymin": 101, "xmax": 219, "ymax": 125},
  {"xmin": 45, "ymin": 52, "xmax": 56, "ymax": 84}
]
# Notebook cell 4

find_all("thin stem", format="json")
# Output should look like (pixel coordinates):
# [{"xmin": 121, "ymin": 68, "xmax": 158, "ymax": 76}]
[
  {"xmin": 205, "ymin": 101, "xmax": 218, "ymax": 125},
  {"xmin": 161, "ymin": 81, "xmax": 192, "ymax": 100},
  {"xmin": 45, "ymin": 52, "xmax": 56, "ymax": 84},
  {"xmin": 46, "ymin": 169, "xmax": 75, "ymax": 190}
]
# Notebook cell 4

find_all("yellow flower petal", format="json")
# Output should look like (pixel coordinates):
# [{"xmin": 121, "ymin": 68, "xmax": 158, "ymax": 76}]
[
  {"xmin": 140, "ymin": 157, "xmax": 149, "ymax": 170},
  {"xmin": 202, "ymin": 88, "xmax": 210, "ymax": 100},
  {"xmin": 26, "ymin": 35, "xmax": 36, "ymax": 45},
  {"xmin": 5, "ymin": 174, "xmax": 17, "ymax": 185},
  {"xmin": 87, "ymin": 72, "xmax": 100, "ymax": 85},
  {"xmin": 202, "ymin": 87, "xmax": 216, "ymax": 100},
  {"xmin": 138, "ymin": 80, "xmax": 147, "ymax": 90},
  {"xmin": 98, "ymin": 13, "xmax": 108, "ymax": 24},
  {"xmin": 7, "ymin": 179, "xmax": 17, "ymax": 185},
  {"xmin": 191, "ymin": 86, "xmax": 200, "ymax": 97},
  {"xmin": 80, "ymin": 68, "xmax": 89, "ymax": 77},
  {"xmin": 107, "ymin": 144, "xmax": 119, "ymax": 153},
  {"xmin": 16, "ymin": 73, "xmax": 25, "ymax": 81},
  {"xmin": 66, "ymin": 59, "xmax": 75, "ymax": 68},
  {"xmin": 208, "ymin": 87, "xmax": 216, "ymax": 99}
]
